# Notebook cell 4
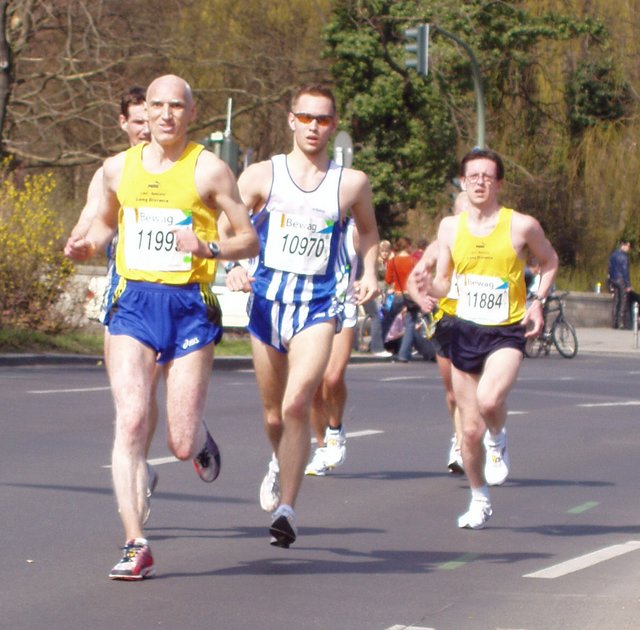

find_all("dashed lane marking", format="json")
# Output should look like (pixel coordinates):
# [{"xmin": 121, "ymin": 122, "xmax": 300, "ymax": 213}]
[
  {"xmin": 438, "ymin": 552, "xmax": 479, "ymax": 570},
  {"xmin": 567, "ymin": 501, "xmax": 599, "ymax": 514}
]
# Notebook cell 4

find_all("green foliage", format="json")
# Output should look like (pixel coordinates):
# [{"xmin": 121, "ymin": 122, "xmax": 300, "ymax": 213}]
[
  {"xmin": 324, "ymin": 0, "xmax": 635, "ymax": 274},
  {"xmin": 173, "ymin": 0, "xmax": 333, "ymax": 161},
  {"xmin": 566, "ymin": 59, "xmax": 631, "ymax": 135},
  {"xmin": 0, "ymin": 326, "xmax": 105, "ymax": 355},
  {"xmin": 0, "ymin": 326, "xmax": 252, "ymax": 356},
  {"xmin": 324, "ymin": 1, "xmax": 458, "ymax": 236},
  {"xmin": 0, "ymin": 163, "xmax": 74, "ymax": 332}
]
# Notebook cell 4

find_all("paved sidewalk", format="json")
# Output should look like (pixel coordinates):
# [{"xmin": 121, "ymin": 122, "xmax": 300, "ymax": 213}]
[{"xmin": 576, "ymin": 326, "xmax": 640, "ymax": 355}]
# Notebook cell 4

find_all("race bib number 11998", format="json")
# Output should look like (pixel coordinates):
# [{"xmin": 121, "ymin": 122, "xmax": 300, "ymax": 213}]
[{"xmin": 123, "ymin": 207, "xmax": 193, "ymax": 272}]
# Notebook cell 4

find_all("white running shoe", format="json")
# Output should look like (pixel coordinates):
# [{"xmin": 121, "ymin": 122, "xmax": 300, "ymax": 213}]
[
  {"xmin": 323, "ymin": 426, "xmax": 346, "ymax": 467},
  {"xmin": 305, "ymin": 447, "xmax": 331, "ymax": 476},
  {"xmin": 457, "ymin": 499, "xmax": 493, "ymax": 529},
  {"xmin": 447, "ymin": 436, "xmax": 464, "ymax": 474},
  {"xmin": 259, "ymin": 454, "xmax": 280, "ymax": 513},
  {"xmin": 484, "ymin": 428, "xmax": 509, "ymax": 486}
]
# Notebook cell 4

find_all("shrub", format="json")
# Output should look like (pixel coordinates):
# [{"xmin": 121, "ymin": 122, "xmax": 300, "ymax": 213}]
[{"xmin": 0, "ymin": 162, "xmax": 74, "ymax": 332}]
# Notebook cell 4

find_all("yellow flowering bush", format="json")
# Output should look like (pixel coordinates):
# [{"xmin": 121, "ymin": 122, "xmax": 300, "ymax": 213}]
[{"xmin": 0, "ymin": 161, "xmax": 74, "ymax": 332}]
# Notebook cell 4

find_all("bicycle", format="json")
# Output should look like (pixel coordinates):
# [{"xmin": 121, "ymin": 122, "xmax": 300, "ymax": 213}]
[
  {"xmin": 356, "ymin": 306, "xmax": 373, "ymax": 352},
  {"xmin": 524, "ymin": 291, "xmax": 578, "ymax": 359}
]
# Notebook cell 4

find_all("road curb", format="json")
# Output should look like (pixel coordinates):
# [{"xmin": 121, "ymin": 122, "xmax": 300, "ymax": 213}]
[{"xmin": 0, "ymin": 353, "xmax": 392, "ymax": 369}]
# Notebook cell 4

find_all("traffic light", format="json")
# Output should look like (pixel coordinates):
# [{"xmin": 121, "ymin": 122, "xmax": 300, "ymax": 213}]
[{"xmin": 404, "ymin": 24, "xmax": 429, "ymax": 76}]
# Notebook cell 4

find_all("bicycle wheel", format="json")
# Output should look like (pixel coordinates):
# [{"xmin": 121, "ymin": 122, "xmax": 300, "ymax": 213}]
[
  {"xmin": 524, "ymin": 335, "xmax": 545, "ymax": 358},
  {"xmin": 552, "ymin": 318, "xmax": 578, "ymax": 358},
  {"xmin": 357, "ymin": 314, "xmax": 372, "ymax": 352}
]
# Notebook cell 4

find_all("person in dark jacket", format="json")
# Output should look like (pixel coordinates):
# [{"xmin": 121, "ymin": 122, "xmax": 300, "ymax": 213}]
[{"xmin": 608, "ymin": 240, "xmax": 632, "ymax": 329}]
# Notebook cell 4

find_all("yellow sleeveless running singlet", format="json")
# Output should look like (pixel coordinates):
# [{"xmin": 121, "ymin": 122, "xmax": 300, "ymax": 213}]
[
  {"xmin": 452, "ymin": 207, "xmax": 525, "ymax": 325},
  {"xmin": 115, "ymin": 141, "xmax": 218, "ymax": 284},
  {"xmin": 435, "ymin": 274, "xmax": 458, "ymax": 320}
]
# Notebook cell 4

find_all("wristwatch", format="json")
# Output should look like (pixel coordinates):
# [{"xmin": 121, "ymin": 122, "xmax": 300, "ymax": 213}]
[
  {"xmin": 207, "ymin": 241, "xmax": 221, "ymax": 259},
  {"xmin": 223, "ymin": 261, "xmax": 242, "ymax": 273},
  {"xmin": 531, "ymin": 294, "xmax": 547, "ymax": 306}
]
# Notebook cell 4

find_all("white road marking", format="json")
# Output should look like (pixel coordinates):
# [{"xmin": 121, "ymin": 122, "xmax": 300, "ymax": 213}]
[
  {"xmin": 507, "ymin": 410, "xmax": 528, "ymax": 415},
  {"xmin": 312, "ymin": 429, "xmax": 383, "ymax": 443},
  {"xmin": 578, "ymin": 400, "xmax": 640, "ymax": 408},
  {"xmin": 103, "ymin": 429, "xmax": 385, "ymax": 467},
  {"xmin": 380, "ymin": 376, "xmax": 430, "ymax": 382},
  {"xmin": 28, "ymin": 386, "xmax": 110, "ymax": 394},
  {"xmin": 523, "ymin": 540, "xmax": 640, "ymax": 579},
  {"xmin": 386, "ymin": 626, "xmax": 435, "ymax": 630}
]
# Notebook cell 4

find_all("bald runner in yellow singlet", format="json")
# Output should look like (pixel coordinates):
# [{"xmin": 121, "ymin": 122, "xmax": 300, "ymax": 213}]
[{"xmin": 65, "ymin": 74, "xmax": 259, "ymax": 579}]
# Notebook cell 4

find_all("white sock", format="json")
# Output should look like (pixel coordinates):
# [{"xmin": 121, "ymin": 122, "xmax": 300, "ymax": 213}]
[
  {"xmin": 471, "ymin": 486, "xmax": 490, "ymax": 503},
  {"xmin": 274, "ymin": 504, "xmax": 295, "ymax": 521}
]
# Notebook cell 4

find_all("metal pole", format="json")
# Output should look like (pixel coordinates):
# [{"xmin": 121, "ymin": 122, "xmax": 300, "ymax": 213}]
[
  {"xmin": 432, "ymin": 25, "xmax": 485, "ymax": 149},
  {"xmin": 224, "ymin": 98, "xmax": 233, "ymax": 138},
  {"xmin": 633, "ymin": 302, "xmax": 639, "ymax": 349}
]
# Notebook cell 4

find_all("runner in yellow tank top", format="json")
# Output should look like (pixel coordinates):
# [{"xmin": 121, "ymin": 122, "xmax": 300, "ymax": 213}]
[
  {"xmin": 64, "ymin": 74, "xmax": 259, "ymax": 580},
  {"xmin": 453, "ymin": 207, "xmax": 526, "ymax": 326},
  {"xmin": 116, "ymin": 141, "xmax": 218, "ymax": 284},
  {"xmin": 425, "ymin": 149, "xmax": 558, "ymax": 531}
]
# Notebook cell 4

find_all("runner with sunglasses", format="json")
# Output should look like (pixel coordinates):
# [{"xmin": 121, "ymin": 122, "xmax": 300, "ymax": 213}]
[{"xmin": 225, "ymin": 84, "xmax": 380, "ymax": 548}]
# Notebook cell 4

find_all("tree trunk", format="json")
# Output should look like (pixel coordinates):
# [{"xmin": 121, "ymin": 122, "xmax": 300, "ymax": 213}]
[{"xmin": 0, "ymin": 0, "xmax": 11, "ymax": 156}]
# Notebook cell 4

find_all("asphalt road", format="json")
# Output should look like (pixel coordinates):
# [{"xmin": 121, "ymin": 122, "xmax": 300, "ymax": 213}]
[{"xmin": 2, "ymin": 353, "xmax": 640, "ymax": 630}]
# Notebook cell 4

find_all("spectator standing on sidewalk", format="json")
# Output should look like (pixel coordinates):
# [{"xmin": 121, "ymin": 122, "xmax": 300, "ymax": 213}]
[{"xmin": 608, "ymin": 239, "xmax": 632, "ymax": 329}]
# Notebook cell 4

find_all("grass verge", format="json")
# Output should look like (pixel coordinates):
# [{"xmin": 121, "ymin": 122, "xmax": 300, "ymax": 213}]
[{"xmin": 0, "ymin": 326, "xmax": 252, "ymax": 357}]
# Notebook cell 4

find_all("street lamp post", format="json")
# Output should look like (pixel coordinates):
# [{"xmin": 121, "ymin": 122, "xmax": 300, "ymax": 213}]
[{"xmin": 403, "ymin": 23, "xmax": 486, "ymax": 149}]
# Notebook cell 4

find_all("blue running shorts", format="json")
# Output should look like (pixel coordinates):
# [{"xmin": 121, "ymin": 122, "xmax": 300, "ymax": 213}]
[
  {"xmin": 109, "ymin": 280, "xmax": 223, "ymax": 364},
  {"xmin": 247, "ymin": 293, "xmax": 344, "ymax": 353},
  {"xmin": 450, "ymin": 317, "xmax": 526, "ymax": 374}
]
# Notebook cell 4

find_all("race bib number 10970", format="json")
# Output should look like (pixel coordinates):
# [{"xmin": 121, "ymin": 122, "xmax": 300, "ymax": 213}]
[{"xmin": 264, "ymin": 211, "xmax": 334, "ymax": 275}]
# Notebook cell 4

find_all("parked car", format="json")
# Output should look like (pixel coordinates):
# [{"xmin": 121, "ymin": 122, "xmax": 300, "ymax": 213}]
[
  {"xmin": 81, "ymin": 263, "xmax": 250, "ymax": 330},
  {"xmin": 210, "ymin": 263, "xmax": 250, "ymax": 330}
]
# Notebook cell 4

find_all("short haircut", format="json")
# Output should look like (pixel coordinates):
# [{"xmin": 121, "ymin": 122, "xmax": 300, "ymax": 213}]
[
  {"xmin": 291, "ymin": 84, "xmax": 336, "ymax": 115},
  {"xmin": 120, "ymin": 86, "xmax": 147, "ymax": 119},
  {"xmin": 395, "ymin": 235, "xmax": 412, "ymax": 252},
  {"xmin": 459, "ymin": 148, "xmax": 505, "ymax": 181}
]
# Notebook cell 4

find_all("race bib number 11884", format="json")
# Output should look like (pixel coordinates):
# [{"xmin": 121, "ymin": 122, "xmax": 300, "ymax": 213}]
[{"xmin": 456, "ymin": 274, "xmax": 509, "ymax": 324}]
